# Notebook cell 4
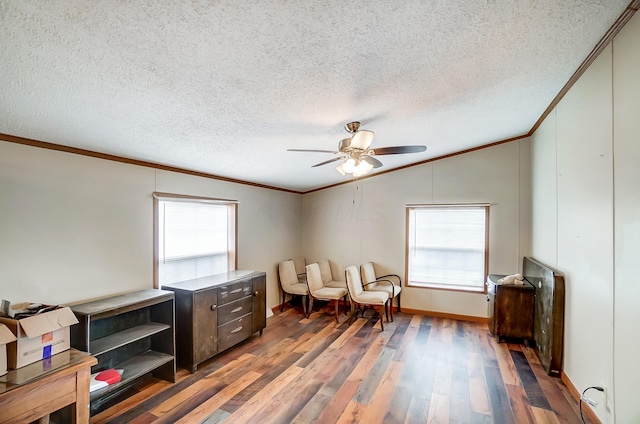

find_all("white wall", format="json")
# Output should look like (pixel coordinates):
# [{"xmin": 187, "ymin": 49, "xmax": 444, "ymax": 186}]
[
  {"xmin": 612, "ymin": 13, "xmax": 640, "ymax": 424},
  {"xmin": 530, "ymin": 12, "xmax": 640, "ymax": 423},
  {"xmin": 302, "ymin": 139, "xmax": 531, "ymax": 318},
  {"xmin": 0, "ymin": 141, "xmax": 302, "ymax": 310}
]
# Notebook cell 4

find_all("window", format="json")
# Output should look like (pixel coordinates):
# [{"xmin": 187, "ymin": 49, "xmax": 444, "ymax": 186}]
[
  {"xmin": 153, "ymin": 193, "xmax": 237, "ymax": 288},
  {"xmin": 406, "ymin": 205, "xmax": 488, "ymax": 292}
]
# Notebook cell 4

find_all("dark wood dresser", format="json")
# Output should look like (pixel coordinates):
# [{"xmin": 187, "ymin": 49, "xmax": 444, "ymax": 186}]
[
  {"xmin": 486, "ymin": 274, "xmax": 534, "ymax": 343},
  {"xmin": 162, "ymin": 270, "xmax": 266, "ymax": 373}
]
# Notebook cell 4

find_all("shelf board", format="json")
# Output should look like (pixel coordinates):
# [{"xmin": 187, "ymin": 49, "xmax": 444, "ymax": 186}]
[
  {"xmin": 90, "ymin": 350, "xmax": 174, "ymax": 400},
  {"xmin": 68, "ymin": 289, "xmax": 174, "ymax": 319},
  {"xmin": 90, "ymin": 323, "xmax": 170, "ymax": 356}
]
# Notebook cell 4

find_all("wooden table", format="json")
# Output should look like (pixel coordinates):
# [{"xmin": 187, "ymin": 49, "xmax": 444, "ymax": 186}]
[{"xmin": 0, "ymin": 349, "xmax": 97, "ymax": 423}]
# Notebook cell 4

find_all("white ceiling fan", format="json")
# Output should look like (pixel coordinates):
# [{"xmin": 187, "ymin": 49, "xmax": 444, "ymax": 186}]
[{"xmin": 288, "ymin": 121, "xmax": 427, "ymax": 177}]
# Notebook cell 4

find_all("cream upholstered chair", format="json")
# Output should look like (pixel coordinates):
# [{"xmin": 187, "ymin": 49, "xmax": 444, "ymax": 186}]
[
  {"xmin": 317, "ymin": 259, "xmax": 347, "ymax": 289},
  {"xmin": 360, "ymin": 262, "xmax": 402, "ymax": 322},
  {"xmin": 305, "ymin": 262, "xmax": 348, "ymax": 323},
  {"xmin": 317, "ymin": 259, "xmax": 348, "ymax": 313},
  {"xmin": 345, "ymin": 265, "xmax": 389, "ymax": 330},
  {"xmin": 278, "ymin": 260, "xmax": 309, "ymax": 315}
]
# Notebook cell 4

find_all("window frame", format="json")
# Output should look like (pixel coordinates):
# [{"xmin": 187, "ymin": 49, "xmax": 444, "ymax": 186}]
[
  {"xmin": 405, "ymin": 204, "xmax": 489, "ymax": 294},
  {"xmin": 153, "ymin": 192, "xmax": 237, "ymax": 289}
]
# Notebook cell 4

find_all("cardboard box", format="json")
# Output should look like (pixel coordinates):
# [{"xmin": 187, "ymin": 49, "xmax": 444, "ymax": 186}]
[
  {"xmin": 0, "ymin": 324, "xmax": 17, "ymax": 376},
  {"xmin": 0, "ymin": 307, "xmax": 78, "ymax": 369}
]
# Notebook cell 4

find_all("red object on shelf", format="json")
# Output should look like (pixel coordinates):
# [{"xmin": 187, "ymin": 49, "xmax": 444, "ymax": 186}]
[{"xmin": 95, "ymin": 368, "xmax": 121, "ymax": 385}]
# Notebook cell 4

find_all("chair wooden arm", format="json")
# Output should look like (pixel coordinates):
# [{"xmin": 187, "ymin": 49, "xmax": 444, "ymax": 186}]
[
  {"xmin": 373, "ymin": 278, "xmax": 400, "ymax": 295},
  {"xmin": 376, "ymin": 273, "xmax": 401, "ymax": 285}
]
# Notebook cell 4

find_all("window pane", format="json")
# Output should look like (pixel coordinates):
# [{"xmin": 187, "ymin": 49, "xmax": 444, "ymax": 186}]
[
  {"xmin": 158, "ymin": 200, "xmax": 231, "ymax": 287},
  {"xmin": 408, "ymin": 206, "xmax": 487, "ymax": 291}
]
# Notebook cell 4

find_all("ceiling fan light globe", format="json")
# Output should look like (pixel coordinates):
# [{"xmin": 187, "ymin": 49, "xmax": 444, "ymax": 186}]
[
  {"xmin": 360, "ymin": 160, "xmax": 374, "ymax": 174},
  {"xmin": 342, "ymin": 158, "xmax": 356, "ymax": 173},
  {"xmin": 350, "ymin": 130, "xmax": 375, "ymax": 150},
  {"xmin": 353, "ymin": 160, "xmax": 374, "ymax": 177},
  {"xmin": 336, "ymin": 163, "xmax": 346, "ymax": 175}
]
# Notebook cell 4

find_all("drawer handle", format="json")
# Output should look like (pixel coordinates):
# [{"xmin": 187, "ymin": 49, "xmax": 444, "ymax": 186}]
[
  {"xmin": 231, "ymin": 306, "xmax": 243, "ymax": 313},
  {"xmin": 230, "ymin": 288, "xmax": 242, "ymax": 294},
  {"xmin": 211, "ymin": 305, "xmax": 217, "ymax": 310},
  {"xmin": 230, "ymin": 326, "xmax": 243, "ymax": 334},
  {"xmin": 254, "ymin": 291, "xmax": 258, "ymax": 296}
]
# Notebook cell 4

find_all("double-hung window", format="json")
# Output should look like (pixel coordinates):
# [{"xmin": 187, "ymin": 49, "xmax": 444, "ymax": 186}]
[
  {"xmin": 406, "ymin": 204, "xmax": 488, "ymax": 292},
  {"xmin": 153, "ymin": 193, "xmax": 237, "ymax": 288}
]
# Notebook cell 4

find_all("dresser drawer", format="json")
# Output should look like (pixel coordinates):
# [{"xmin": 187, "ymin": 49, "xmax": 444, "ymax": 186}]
[
  {"xmin": 218, "ymin": 279, "xmax": 253, "ymax": 305},
  {"xmin": 217, "ymin": 314, "xmax": 253, "ymax": 352},
  {"xmin": 217, "ymin": 296, "xmax": 253, "ymax": 326}
]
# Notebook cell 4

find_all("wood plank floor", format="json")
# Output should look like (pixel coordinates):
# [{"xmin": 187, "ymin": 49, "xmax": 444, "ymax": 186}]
[{"xmin": 90, "ymin": 304, "xmax": 592, "ymax": 424}]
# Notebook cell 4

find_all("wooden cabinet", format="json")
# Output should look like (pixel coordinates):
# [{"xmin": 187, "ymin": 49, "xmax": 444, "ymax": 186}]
[
  {"xmin": 163, "ymin": 270, "xmax": 266, "ymax": 373},
  {"xmin": 0, "ymin": 350, "xmax": 96, "ymax": 424},
  {"xmin": 68, "ymin": 289, "xmax": 176, "ymax": 415},
  {"xmin": 486, "ymin": 274, "xmax": 534, "ymax": 342}
]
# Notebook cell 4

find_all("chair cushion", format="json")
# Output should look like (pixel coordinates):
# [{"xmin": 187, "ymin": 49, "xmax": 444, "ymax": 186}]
[
  {"xmin": 361, "ymin": 262, "xmax": 377, "ymax": 285},
  {"xmin": 278, "ymin": 260, "xmax": 299, "ymax": 290},
  {"xmin": 305, "ymin": 263, "xmax": 325, "ymax": 293},
  {"xmin": 324, "ymin": 279, "xmax": 346, "ymax": 289},
  {"xmin": 317, "ymin": 259, "xmax": 333, "ymax": 284},
  {"xmin": 355, "ymin": 290, "xmax": 388, "ymax": 305},
  {"xmin": 288, "ymin": 281, "xmax": 309, "ymax": 296},
  {"xmin": 367, "ymin": 283, "xmax": 401, "ymax": 298},
  {"xmin": 291, "ymin": 256, "xmax": 306, "ymax": 276},
  {"xmin": 312, "ymin": 287, "xmax": 347, "ymax": 300},
  {"xmin": 345, "ymin": 265, "xmax": 363, "ymax": 297}
]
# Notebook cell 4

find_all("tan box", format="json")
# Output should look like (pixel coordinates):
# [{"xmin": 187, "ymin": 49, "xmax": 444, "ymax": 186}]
[
  {"xmin": 0, "ymin": 324, "xmax": 17, "ymax": 376},
  {"xmin": 0, "ymin": 307, "xmax": 78, "ymax": 369}
]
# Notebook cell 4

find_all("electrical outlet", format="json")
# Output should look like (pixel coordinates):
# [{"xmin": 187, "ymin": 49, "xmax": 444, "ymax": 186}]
[{"xmin": 600, "ymin": 382, "xmax": 608, "ymax": 409}]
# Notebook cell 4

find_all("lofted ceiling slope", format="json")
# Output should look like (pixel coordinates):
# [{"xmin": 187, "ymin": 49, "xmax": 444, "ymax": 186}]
[{"xmin": 0, "ymin": 1, "xmax": 634, "ymax": 192}]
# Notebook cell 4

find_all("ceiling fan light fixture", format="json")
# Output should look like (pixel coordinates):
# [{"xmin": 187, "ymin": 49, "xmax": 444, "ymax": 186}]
[
  {"xmin": 290, "ymin": 119, "xmax": 426, "ymax": 179},
  {"xmin": 342, "ymin": 158, "xmax": 356, "ymax": 173},
  {"xmin": 350, "ymin": 130, "xmax": 375, "ymax": 150},
  {"xmin": 352, "ymin": 159, "xmax": 374, "ymax": 177}
]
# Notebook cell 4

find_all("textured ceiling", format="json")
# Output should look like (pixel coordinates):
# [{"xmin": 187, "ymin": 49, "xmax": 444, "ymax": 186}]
[{"xmin": 0, "ymin": 1, "xmax": 631, "ymax": 192}]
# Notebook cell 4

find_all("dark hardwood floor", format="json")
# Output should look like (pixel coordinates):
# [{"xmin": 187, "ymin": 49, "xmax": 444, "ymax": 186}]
[{"xmin": 90, "ymin": 303, "xmax": 591, "ymax": 424}]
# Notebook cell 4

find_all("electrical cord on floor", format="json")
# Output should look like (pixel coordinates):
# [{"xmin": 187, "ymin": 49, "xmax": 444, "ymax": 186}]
[{"xmin": 580, "ymin": 386, "xmax": 604, "ymax": 423}]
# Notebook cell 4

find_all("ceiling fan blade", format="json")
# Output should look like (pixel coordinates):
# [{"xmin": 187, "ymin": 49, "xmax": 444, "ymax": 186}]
[
  {"xmin": 351, "ymin": 130, "xmax": 375, "ymax": 150},
  {"xmin": 312, "ymin": 157, "xmax": 343, "ymax": 167},
  {"xmin": 363, "ymin": 156, "xmax": 383, "ymax": 168},
  {"xmin": 287, "ymin": 149, "xmax": 339, "ymax": 154},
  {"xmin": 372, "ymin": 145, "xmax": 427, "ymax": 155}
]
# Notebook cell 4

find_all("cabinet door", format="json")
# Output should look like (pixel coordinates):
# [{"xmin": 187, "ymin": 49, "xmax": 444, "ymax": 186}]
[
  {"xmin": 194, "ymin": 288, "xmax": 218, "ymax": 364},
  {"xmin": 252, "ymin": 273, "xmax": 266, "ymax": 333},
  {"xmin": 495, "ymin": 286, "xmax": 534, "ymax": 340}
]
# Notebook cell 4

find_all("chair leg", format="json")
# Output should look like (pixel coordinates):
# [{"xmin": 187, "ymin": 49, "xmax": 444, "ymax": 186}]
[
  {"xmin": 348, "ymin": 302, "xmax": 356, "ymax": 325},
  {"xmin": 379, "ymin": 304, "xmax": 385, "ymax": 331},
  {"xmin": 302, "ymin": 295, "xmax": 308, "ymax": 317},
  {"xmin": 334, "ymin": 300, "xmax": 340, "ymax": 323},
  {"xmin": 397, "ymin": 293, "xmax": 401, "ymax": 312},
  {"xmin": 389, "ymin": 297, "xmax": 394, "ymax": 322},
  {"xmin": 355, "ymin": 304, "xmax": 362, "ymax": 321},
  {"xmin": 307, "ymin": 296, "xmax": 314, "ymax": 318}
]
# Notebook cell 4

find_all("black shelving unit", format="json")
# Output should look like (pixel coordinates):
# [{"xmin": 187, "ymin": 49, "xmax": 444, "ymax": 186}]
[{"xmin": 68, "ymin": 289, "xmax": 176, "ymax": 415}]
